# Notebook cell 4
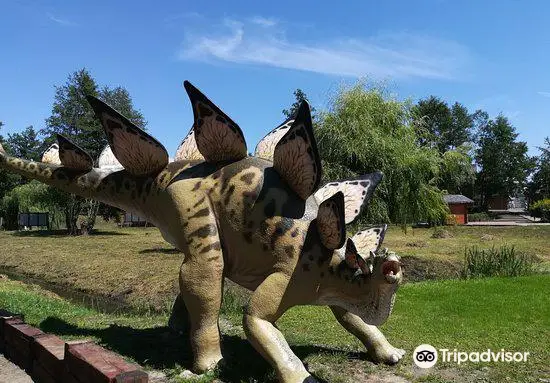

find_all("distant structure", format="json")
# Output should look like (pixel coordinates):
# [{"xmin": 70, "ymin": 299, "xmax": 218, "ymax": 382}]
[
  {"xmin": 18, "ymin": 212, "xmax": 50, "ymax": 230},
  {"xmin": 444, "ymin": 194, "xmax": 474, "ymax": 224},
  {"xmin": 121, "ymin": 211, "xmax": 150, "ymax": 227}
]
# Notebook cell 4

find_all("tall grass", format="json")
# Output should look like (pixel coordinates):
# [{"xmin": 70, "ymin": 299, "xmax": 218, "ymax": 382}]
[{"xmin": 462, "ymin": 245, "xmax": 536, "ymax": 278}]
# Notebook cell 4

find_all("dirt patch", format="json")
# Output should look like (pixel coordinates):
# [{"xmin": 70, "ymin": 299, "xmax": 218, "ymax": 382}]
[
  {"xmin": 401, "ymin": 256, "xmax": 462, "ymax": 282},
  {"xmin": 431, "ymin": 228, "xmax": 454, "ymax": 239},
  {"xmin": 480, "ymin": 234, "xmax": 496, "ymax": 241}
]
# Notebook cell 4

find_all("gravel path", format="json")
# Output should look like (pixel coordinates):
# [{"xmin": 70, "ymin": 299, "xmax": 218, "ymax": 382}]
[{"xmin": 0, "ymin": 355, "xmax": 33, "ymax": 383}]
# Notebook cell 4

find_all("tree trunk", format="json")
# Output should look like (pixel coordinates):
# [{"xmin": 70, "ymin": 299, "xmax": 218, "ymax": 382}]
[
  {"xmin": 64, "ymin": 195, "xmax": 82, "ymax": 235},
  {"xmin": 80, "ymin": 199, "xmax": 100, "ymax": 235}
]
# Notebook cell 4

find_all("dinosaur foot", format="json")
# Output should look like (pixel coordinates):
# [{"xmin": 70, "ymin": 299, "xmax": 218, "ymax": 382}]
[
  {"xmin": 370, "ymin": 342, "xmax": 406, "ymax": 365},
  {"xmin": 193, "ymin": 355, "xmax": 224, "ymax": 374}
]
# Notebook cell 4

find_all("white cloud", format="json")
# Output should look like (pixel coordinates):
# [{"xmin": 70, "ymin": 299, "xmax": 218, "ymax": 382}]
[
  {"xmin": 249, "ymin": 16, "xmax": 277, "ymax": 27},
  {"xmin": 537, "ymin": 91, "xmax": 550, "ymax": 98},
  {"xmin": 178, "ymin": 17, "xmax": 471, "ymax": 80},
  {"xmin": 47, "ymin": 13, "xmax": 77, "ymax": 27}
]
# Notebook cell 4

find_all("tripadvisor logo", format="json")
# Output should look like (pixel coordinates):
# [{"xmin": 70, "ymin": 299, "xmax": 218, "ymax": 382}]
[
  {"xmin": 413, "ymin": 344, "xmax": 530, "ymax": 368},
  {"xmin": 413, "ymin": 344, "xmax": 438, "ymax": 368}
]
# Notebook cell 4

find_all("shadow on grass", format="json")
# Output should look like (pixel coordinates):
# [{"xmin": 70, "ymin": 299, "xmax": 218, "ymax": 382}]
[
  {"xmin": 39, "ymin": 317, "xmax": 356, "ymax": 382},
  {"xmin": 139, "ymin": 248, "xmax": 182, "ymax": 255},
  {"xmin": 11, "ymin": 229, "xmax": 129, "ymax": 237}
]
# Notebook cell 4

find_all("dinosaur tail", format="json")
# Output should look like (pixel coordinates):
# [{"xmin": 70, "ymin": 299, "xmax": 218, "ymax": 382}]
[{"xmin": 0, "ymin": 149, "xmax": 112, "ymax": 201}]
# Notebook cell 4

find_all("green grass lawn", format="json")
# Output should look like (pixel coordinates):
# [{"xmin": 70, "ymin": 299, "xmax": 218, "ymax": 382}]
[
  {"xmin": 0, "ymin": 224, "xmax": 548, "ymax": 314},
  {"xmin": 1, "ymin": 275, "xmax": 548, "ymax": 382},
  {"xmin": 384, "ymin": 225, "xmax": 550, "ymax": 264}
]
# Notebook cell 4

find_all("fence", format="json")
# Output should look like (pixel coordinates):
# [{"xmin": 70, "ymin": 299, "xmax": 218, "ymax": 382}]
[
  {"xmin": 122, "ymin": 212, "xmax": 150, "ymax": 227},
  {"xmin": 17, "ymin": 213, "xmax": 49, "ymax": 230}
]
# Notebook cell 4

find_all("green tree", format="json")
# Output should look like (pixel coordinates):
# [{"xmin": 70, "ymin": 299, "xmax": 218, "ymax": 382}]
[
  {"xmin": 449, "ymin": 103, "xmax": 473, "ymax": 149},
  {"xmin": 475, "ymin": 115, "xmax": 534, "ymax": 209},
  {"xmin": 0, "ymin": 123, "xmax": 21, "ymax": 213},
  {"xmin": 282, "ymin": 89, "xmax": 316, "ymax": 120},
  {"xmin": 439, "ymin": 144, "xmax": 475, "ymax": 194},
  {"xmin": 40, "ymin": 68, "xmax": 146, "ymax": 234},
  {"xmin": 41, "ymin": 69, "xmax": 103, "ymax": 158},
  {"xmin": 7, "ymin": 126, "xmax": 42, "ymax": 161},
  {"xmin": 411, "ymin": 96, "xmax": 451, "ymax": 151},
  {"xmin": 412, "ymin": 96, "xmax": 473, "ymax": 152},
  {"xmin": 528, "ymin": 138, "xmax": 550, "ymax": 201},
  {"xmin": 0, "ymin": 180, "xmax": 67, "ymax": 230},
  {"xmin": 316, "ymin": 82, "xmax": 448, "ymax": 226},
  {"xmin": 100, "ymin": 86, "xmax": 146, "ymax": 128}
]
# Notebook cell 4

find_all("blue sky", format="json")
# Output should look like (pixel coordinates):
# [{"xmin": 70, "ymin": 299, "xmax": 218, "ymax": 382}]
[{"xmin": 1, "ymin": 0, "xmax": 549, "ymax": 157}]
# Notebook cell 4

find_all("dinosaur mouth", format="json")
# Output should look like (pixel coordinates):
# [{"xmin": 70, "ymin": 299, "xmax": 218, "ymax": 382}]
[{"xmin": 382, "ymin": 260, "xmax": 401, "ymax": 284}]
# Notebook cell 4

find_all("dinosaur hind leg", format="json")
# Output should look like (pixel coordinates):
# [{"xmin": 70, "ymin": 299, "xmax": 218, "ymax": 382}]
[{"xmin": 178, "ymin": 204, "xmax": 225, "ymax": 373}]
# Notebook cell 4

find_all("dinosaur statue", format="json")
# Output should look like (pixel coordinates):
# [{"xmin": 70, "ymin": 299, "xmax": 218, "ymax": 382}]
[{"xmin": 0, "ymin": 81, "xmax": 404, "ymax": 383}]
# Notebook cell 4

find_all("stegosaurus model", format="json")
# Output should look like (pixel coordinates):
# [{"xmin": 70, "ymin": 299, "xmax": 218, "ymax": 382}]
[{"xmin": 0, "ymin": 81, "xmax": 404, "ymax": 383}]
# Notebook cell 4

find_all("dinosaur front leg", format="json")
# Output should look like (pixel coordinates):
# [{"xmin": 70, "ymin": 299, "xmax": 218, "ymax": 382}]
[
  {"xmin": 244, "ymin": 273, "xmax": 315, "ymax": 383},
  {"xmin": 330, "ymin": 306, "xmax": 405, "ymax": 365}
]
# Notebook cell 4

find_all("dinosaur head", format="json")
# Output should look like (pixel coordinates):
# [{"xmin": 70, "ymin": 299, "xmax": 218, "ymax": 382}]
[
  {"xmin": 340, "ymin": 240, "xmax": 403, "ymax": 326},
  {"xmin": 312, "ymin": 217, "xmax": 402, "ymax": 326}
]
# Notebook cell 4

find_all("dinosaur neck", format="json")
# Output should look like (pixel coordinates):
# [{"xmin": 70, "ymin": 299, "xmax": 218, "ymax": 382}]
[{"xmin": 316, "ymin": 258, "xmax": 364, "ymax": 303}]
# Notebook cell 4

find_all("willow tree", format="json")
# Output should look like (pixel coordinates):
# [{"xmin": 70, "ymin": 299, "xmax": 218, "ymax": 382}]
[{"xmin": 316, "ymin": 82, "xmax": 448, "ymax": 226}]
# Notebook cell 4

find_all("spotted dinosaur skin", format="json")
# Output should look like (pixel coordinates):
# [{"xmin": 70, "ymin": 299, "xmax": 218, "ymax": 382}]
[{"xmin": 0, "ymin": 82, "xmax": 404, "ymax": 383}]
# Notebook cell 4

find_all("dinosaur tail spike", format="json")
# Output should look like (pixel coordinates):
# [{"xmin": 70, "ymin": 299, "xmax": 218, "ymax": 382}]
[
  {"xmin": 56, "ymin": 134, "xmax": 93, "ymax": 172},
  {"xmin": 86, "ymin": 95, "xmax": 169, "ymax": 176}
]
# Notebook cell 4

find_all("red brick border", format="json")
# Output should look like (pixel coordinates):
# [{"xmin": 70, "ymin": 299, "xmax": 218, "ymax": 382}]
[{"xmin": 0, "ymin": 309, "xmax": 149, "ymax": 383}]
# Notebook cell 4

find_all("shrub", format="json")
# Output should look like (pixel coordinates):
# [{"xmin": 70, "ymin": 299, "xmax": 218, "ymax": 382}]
[
  {"xmin": 445, "ymin": 214, "xmax": 458, "ymax": 226},
  {"xmin": 468, "ymin": 212, "xmax": 491, "ymax": 222},
  {"xmin": 0, "ymin": 192, "xmax": 19, "ymax": 230},
  {"xmin": 529, "ymin": 199, "xmax": 550, "ymax": 222},
  {"xmin": 462, "ymin": 245, "xmax": 536, "ymax": 278}
]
